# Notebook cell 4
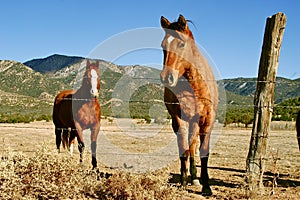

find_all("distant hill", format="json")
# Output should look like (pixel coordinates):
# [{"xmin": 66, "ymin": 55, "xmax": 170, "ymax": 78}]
[
  {"xmin": 0, "ymin": 58, "xmax": 163, "ymax": 121},
  {"xmin": 0, "ymin": 60, "xmax": 67, "ymax": 98},
  {"xmin": 0, "ymin": 60, "xmax": 68, "ymax": 122},
  {"xmin": 223, "ymin": 77, "xmax": 300, "ymax": 104},
  {"xmin": 24, "ymin": 54, "xmax": 84, "ymax": 73}
]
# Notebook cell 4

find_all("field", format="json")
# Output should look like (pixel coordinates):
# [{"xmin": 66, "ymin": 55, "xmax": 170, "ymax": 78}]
[{"xmin": 0, "ymin": 120, "xmax": 299, "ymax": 199}]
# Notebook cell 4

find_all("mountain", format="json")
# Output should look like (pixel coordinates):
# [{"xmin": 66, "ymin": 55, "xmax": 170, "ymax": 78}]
[
  {"xmin": 0, "ymin": 60, "xmax": 67, "ymax": 98},
  {"xmin": 0, "ymin": 54, "xmax": 299, "ymax": 123},
  {"xmin": 0, "ymin": 60, "xmax": 67, "ymax": 122},
  {"xmin": 24, "ymin": 54, "xmax": 84, "ymax": 73},
  {"xmin": 0, "ymin": 58, "xmax": 163, "ymax": 121},
  {"xmin": 23, "ymin": 54, "xmax": 300, "ymax": 104}
]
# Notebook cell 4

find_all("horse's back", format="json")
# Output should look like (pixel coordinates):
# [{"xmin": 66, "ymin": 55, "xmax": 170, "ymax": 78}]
[{"xmin": 53, "ymin": 90, "xmax": 76, "ymax": 128}]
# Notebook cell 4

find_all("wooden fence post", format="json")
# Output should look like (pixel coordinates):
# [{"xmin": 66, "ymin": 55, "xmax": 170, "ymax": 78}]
[{"xmin": 246, "ymin": 12, "xmax": 286, "ymax": 196}]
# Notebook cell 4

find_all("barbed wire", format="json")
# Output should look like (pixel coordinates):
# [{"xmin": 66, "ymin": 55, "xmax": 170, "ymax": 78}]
[
  {"xmin": 102, "ymin": 75, "xmax": 299, "ymax": 83},
  {"xmin": 0, "ymin": 122, "xmax": 292, "ymax": 140},
  {"xmin": 0, "ymin": 78, "xmax": 299, "ymax": 126},
  {"xmin": 0, "ymin": 97, "xmax": 299, "ymax": 109}
]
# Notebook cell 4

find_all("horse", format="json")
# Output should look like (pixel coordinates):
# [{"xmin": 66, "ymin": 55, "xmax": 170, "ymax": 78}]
[
  {"xmin": 296, "ymin": 110, "xmax": 300, "ymax": 150},
  {"xmin": 160, "ymin": 15, "xmax": 218, "ymax": 196},
  {"xmin": 52, "ymin": 60, "xmax": 101, "ymax": 169}
]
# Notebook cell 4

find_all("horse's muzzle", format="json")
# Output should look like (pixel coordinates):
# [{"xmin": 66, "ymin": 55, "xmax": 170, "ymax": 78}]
[
  {"xmin": 90, "ymin": 89, "xmax": 99, "ymax": 98},
  {"xmin": 160, "ymin": 69, "xmax": 179, "ymax": 87}
]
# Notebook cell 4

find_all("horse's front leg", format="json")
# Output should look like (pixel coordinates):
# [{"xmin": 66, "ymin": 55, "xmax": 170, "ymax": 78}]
[
  {"xmin": 90, "ymin": 125, "xmax": 100, "ymax": 169},
  {"xmin": 69, "ymin": 130, "xmax": 76, "ymax": 156},
  {"xmin": 74, "ymin": 122, "xmax": 85, "ymax": 163},
  {"xmin": 189, "ymin": 119, "xmax": 200, "ymax": 186},
  {"xmin": 175, "ymin": 119, "xmax": 189, "ymax": 187},
  {"xmin": 200, "ymin": 129, "xmax": 212, "ymax": 196}
]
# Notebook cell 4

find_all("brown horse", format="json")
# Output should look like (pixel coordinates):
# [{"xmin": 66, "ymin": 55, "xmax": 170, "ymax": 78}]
[
  {"xmin": 296, "ymin": 110, "xmax": 300, "ymax": 150},
  {"xmin": 53, "ymin": 60, "xmax": 101, "ymax": 169},
  {"xmin": 160, "ymin": 15, "xmax": 218, "ymax": 195}
]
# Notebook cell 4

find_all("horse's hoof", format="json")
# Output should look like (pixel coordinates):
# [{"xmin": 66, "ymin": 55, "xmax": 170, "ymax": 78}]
[
  {"xmin": 181, "ymin": 180, "xmax": 188, "ymax": 188},
  {"xmin": 92, "ymin": 167, "xmax": 99, "ymax": 172},
  {"xmin": 201, "ymin": 185, "xmax": 212, "ymax": 196},
  {"xmin": 192, "ymin": 179, "xmax": 200, "ymax": 186}
]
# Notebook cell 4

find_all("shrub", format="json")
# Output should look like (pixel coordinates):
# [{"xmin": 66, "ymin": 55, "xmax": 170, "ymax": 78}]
[{"xmin": 0, "ymin": 147, "xmax": 184, "ymax": 199}]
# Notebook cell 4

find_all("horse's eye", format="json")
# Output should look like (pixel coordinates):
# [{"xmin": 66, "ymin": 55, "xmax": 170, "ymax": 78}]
[{"xmin": 179, "ymin": 42, "xmax": 185, "ymax": 48}]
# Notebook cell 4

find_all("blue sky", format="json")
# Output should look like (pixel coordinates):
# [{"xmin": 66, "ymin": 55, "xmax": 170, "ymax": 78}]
[{"xmin": 0, "ymin": 0, "xmax": 299, "ymax": 79}]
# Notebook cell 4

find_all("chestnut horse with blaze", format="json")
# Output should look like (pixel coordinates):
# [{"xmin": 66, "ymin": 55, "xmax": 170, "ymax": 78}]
[
  {"xmin": 160, "ymin": 15, "xmax": 218, "ymax": 195},
  {"xmin": 52, "ymin": 60, "xmax": 101, "ymax": 169}
]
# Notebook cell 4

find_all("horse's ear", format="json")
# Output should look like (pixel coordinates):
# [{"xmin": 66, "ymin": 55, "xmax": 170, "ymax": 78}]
[
  {"xmin": 95, "ymin": 60, "xmax": 99, "ymax": 66},
  {"xmin": 86, "ymin": 59, "xmax": 90, "ymax": 66},
  {"xmin": 161, "ymin": 16, "xmax": 170, "ymax": 29},
  {"xmin": 178, "ymin": 14, "xmax": 187, "ymax": 31}
]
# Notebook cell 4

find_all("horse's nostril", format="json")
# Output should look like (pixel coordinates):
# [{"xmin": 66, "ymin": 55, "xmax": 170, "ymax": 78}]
[
  {"xmin": 161, "ymin": 75, "xmax": 168, "ymax": 84},
  {"xmin": 168, "ymin": 74, "xmax": 174, "ymax": 84}
]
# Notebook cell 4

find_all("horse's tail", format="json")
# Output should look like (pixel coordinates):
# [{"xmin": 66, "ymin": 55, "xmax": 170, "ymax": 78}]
[
  {"xmin": 62, "ymin": 128, "xmax": 71, "ymax": 151},
  {"xmin": 296, "ymin": 110, "xmax": 300, "ymax": 151}
]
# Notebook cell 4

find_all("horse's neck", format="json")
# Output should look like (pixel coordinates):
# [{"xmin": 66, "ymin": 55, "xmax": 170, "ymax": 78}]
[
  {"xmin": 184, "ymin": 43, "xmax": 212, "ymax": 99},
  {"xmin": 184, "ymin": 44, "xmax": 204, "ymax": 81},
  {"xmin": 74, "ymin": 85, "xmax": 90, "ymax": 99}
]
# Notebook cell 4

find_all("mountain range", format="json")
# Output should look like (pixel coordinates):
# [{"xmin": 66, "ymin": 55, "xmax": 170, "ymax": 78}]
[{"xmin": 0, "ymin": 54, "xmax": 299, "ymax": 122}]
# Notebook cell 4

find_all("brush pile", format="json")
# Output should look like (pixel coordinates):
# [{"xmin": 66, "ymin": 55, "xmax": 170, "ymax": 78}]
[{"xmin": 0, "ymin": 147, "xmax": 185, "ymax": 199}]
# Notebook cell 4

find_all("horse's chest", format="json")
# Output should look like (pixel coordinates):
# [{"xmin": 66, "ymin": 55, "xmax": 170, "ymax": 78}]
[
  {"xmin": 177, "ymin": 90, "xmax": 200, "ymax": 118},
  {"xmin": 76, "ymin": 103, "xmax": 98, "ymax": 126},
  {"xmin": 165, "ymin": 82, "xmax": 208, "ymax": 120}
]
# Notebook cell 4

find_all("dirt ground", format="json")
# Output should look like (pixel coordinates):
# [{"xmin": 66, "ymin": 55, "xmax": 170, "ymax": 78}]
[{"xmin": 0, "ymin": 120, "xmax": 299, "ymax": 199}]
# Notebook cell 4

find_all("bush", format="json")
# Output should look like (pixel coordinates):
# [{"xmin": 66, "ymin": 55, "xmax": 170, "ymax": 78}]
[
  {"xmin": 0, "ymin": 148, "xmax": 184, "ymax": 199},
  {"xmin": 0, "ymin": 113, "xmax": 52, "ymax": 123}
]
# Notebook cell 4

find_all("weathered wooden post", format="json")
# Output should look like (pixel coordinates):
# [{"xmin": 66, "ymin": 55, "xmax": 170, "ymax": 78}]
[{"xmin": 246, "ymin": 12, "xmax": 286, "ymax": 196}]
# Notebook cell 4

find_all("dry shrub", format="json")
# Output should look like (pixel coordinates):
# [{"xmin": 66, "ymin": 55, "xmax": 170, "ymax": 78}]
[
  {"xmin": 0, "ymin": 147, "xmax": 92, "ymax": 199},
  {"xmin": 101, "ymin": 171, "xmax": 181, "ymax": 200},
  {"xmin": 0, "ymin": 146, "xmax": 184, "ymax": 199}
]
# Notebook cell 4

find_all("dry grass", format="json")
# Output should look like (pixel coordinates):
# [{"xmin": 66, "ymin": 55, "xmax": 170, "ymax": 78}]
[
  {"xmin": 0, "ymin": 121, "xmax": 299, "ymax": 199},
  {"xmin": 0, "ymin": 146, "xmax": 185, "ymax": 199}
]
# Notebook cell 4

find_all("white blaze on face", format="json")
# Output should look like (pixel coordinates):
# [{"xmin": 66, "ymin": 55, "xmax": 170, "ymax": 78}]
[
  {"xmin": 90, "ymin": 69, "xmax": 99, "ymax": 97},
  {"xmin": 162, "ymin": 35, "xmax": 180, "ymax": 87},
  {"xmin": 167, "ymin": 35, "xmax": 175, "ymax": 44}
]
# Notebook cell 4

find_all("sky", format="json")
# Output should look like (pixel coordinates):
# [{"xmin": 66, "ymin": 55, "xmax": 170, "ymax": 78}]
[{"xmin": 0, "ymin": 0, "xmax": 299, "ymax": 79}]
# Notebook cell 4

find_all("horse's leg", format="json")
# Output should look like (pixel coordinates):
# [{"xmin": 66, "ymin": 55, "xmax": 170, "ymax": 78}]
[
  {"xmin": 62, "ymin": 128, "xmax": 70, "ymax": 150},
  {"xmin": 55, "ymin": 128, "xmax": 62, "ymax": 153},
  {"xmin": 74, "ymin": 122, "xmax": 85, "ymax": 163},
  {"xmin": 69, "ymin": 130, "xmax": 76, "ymax": 156},
  {"xmin": 199, "ymin": 129, "xmax": 212, "ymax": 196},
  {"xmin": 189, "ymin": 118, "xmax": 200, "ymax": 186},
  {"xmin": 90, "ymin": 125, "xmax": 100, "ymax": 169},
  {"xmin": 174, "ymin": 118, "xmax": 189, "ymax": 187}
]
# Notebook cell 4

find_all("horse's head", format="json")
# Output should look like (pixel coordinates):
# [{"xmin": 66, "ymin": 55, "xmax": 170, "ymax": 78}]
[
  {"xmin": 84, "ymin": 60, "xmax": 100, "ymax": 98},
  {"xmin": 160, "ymin": 14, "xmax": 195, "ymax": 87}
]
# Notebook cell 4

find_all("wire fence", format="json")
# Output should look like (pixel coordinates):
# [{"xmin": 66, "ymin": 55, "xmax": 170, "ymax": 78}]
[
  {"xmin": 0, "ymin": 77, "xmax": 299, "ymax": 110},
  {"xmin": 0, "ymin": 77, "xmax": 299, "ymax": 127}
]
